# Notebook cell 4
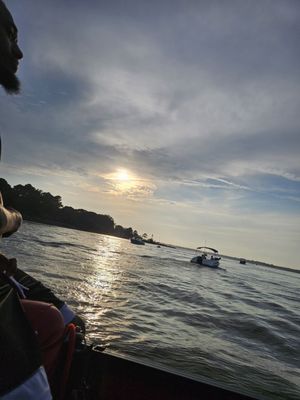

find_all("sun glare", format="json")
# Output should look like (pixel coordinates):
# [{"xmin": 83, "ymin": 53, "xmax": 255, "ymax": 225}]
[
  {"xmin": 116, "ymin": 169, "xmax": 130, "ymax": 181},
  {"xmin": 103, "ymin": 168, "xmax": 136, "ymax": 194},
  {"xmin": 102, "ymin": 168, "xmax": 155, "ymax": 198}
]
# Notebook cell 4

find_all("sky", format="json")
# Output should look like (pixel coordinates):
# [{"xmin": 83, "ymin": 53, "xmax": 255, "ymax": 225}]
[{"xmin": 1, "ymin": 0, "xmax": 300, "ymax": 269}]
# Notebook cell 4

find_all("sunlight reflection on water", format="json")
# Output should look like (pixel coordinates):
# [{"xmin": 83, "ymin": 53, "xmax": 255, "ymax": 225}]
[{"xmin": 2, "ymin": 222, "xmax": 300, "ymax": 400}]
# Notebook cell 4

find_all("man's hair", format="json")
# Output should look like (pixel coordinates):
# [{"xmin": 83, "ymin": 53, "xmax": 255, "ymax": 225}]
[{"xmin": 0, "ymin": 1, "xmax": 7, "ymax": 12}]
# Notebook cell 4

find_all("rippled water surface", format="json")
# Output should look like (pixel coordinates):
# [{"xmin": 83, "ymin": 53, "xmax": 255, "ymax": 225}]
[{"xmin": 2, "ymin": 222, "xmax": 300, "ymax": 399}]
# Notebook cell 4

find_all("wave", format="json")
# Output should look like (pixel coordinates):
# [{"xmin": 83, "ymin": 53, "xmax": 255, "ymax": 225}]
[
  {"xmin": 31, "ymin": 238, "xmax": 93, "ymax": 252},
  {"xmin": 4, "ymin": 223, "xmax": 300, "ymax": 400}
]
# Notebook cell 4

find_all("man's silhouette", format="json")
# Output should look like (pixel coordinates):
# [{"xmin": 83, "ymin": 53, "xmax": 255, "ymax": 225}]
[
  {"xmin": 0, "ymin": 0, "xmax": 23, "ymax": 94},
  {"xmin": 0, "ymin": 2, "xmax": 84, "ymax": 398}
]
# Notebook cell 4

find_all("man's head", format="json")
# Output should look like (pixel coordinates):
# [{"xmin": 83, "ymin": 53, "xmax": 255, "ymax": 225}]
[{"xmin": 0, "ymin": 0, "xmax": 23, "ymax": 94}]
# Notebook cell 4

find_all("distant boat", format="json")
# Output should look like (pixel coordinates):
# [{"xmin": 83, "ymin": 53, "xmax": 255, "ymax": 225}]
[
  {"xmin": 130, "ymin": 237, "xmax": 145, "ymax": 245},
  {"xmin": 239, "ymin": 258, "xmax": 246, "ymax": 265},
  {"xmin": 190, "ymin": 246, "xmax": 221, "ymax": 268}
]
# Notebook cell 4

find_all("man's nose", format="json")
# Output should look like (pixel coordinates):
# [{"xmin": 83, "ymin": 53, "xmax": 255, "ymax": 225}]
[{"xmin": 13, "ymin": 43, "xmax": 23, "ymax": 60}]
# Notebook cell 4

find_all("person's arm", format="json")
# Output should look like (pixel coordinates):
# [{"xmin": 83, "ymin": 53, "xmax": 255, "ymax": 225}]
[
  {"xmin": 0, "ymin": 193, "xmax": 22, "ymax": 237},
  {"xmin": 0, "ymin": 195, "xmax": 85, "ymax": 332},
  {"xmin": 14, "ymin": 268, "xmax": 86, "ymax": 333}
]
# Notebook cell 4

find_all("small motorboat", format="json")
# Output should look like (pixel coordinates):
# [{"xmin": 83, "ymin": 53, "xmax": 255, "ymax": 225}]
[
  {"xmin": 239, "ymin": 258, "xmax": 246, "ymax": 265},
  {"xmin": 191, "ymin": 247, "xmax": 221, "ymax": 268},
  {"xmin": 130, "ymin": 236, "xmax": 145, "ymax": 245}
]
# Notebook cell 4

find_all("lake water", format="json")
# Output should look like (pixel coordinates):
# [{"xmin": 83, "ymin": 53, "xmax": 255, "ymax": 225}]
[{"xmin": 2, "ymin": 221, "xmax": 300, "ymax": 399}]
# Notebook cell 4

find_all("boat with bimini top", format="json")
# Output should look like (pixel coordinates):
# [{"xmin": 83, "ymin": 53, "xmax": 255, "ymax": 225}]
[{"xmin": 190, "ymin": 247, "xmax": 221, "ymax": 268}]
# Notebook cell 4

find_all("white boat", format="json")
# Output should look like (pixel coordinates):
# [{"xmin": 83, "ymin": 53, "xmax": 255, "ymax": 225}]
[{"xmin": 191, "ymin": 247, "xmax": 221, "ymax": 268}]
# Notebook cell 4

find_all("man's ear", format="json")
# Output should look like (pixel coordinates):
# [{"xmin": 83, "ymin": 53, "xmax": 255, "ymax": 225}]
[{"xmin": 0, "ymin": 192, "xmax": 3, "ymax": 206}]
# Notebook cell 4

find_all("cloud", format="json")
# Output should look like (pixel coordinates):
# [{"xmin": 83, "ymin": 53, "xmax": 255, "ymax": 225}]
[{"xmin": 1, "ymin": 0, "xmax": 300, "ymax": 267}]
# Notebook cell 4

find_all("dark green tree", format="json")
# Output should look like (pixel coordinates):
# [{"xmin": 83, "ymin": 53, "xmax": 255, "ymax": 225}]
[{"xmin": 0, "ymin": 178, "xmax": 136, "ymax": 238}]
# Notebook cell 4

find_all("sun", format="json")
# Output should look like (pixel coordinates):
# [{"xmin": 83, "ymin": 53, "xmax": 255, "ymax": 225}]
[
  {"xmin": 104, "ymin": 168, "xmax": 136, "ymax": 194},
  {"xmin": 115, "ymin": 169, "xmax": 130, "ymax": 181},
  {"xmin": 102, "ymin": 168, "xmax": 155, "ymax": 198}
]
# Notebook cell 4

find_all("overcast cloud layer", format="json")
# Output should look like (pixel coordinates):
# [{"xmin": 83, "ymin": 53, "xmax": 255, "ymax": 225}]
[{"xmin": 1, "ymin": 0, "xmax": 300, "ymax": 268}]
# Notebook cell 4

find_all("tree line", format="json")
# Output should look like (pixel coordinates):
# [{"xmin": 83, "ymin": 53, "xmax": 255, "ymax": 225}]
[{"xmin": 0, "ymin": 178, "xmax": 136, "ymax": 239}]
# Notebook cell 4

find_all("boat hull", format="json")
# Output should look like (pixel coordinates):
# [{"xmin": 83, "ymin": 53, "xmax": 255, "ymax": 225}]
[
  {"xmin": 67, "ymin": 348, "xmax": 263, "ymax": 400},
  {"xmin": 130, "ymin": 238, "xmax": 145, "ymax": 245},
  {"xmin": 191, "ymin": 256, "xmax": 220, "ymax": 268}
]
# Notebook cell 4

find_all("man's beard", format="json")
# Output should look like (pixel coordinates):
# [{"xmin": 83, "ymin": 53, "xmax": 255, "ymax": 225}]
[{"xmin": 0, "ymin": 65, "xmax": 21, "ymax": 94}]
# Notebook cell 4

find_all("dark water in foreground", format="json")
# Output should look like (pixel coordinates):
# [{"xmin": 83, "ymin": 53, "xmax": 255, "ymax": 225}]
[{"xmin": 2, "ymin": 222, "xmax": 300, "ymax": 399}]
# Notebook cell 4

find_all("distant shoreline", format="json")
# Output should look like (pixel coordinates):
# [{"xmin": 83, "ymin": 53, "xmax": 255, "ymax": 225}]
[
  {"xmin": 24, "ymin": 219, "xmax": 300, "ymax": 274},
  {"xmin": 222, "ymin": 254, "xmax": 300, "ymax": 274},
  {"xmin": 178, "ymin": 246, "xmax": 300, "ymax": 274},
  {"xmin": 24, "ymin": 218, "xmax": 176, "ymax": 248}
]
